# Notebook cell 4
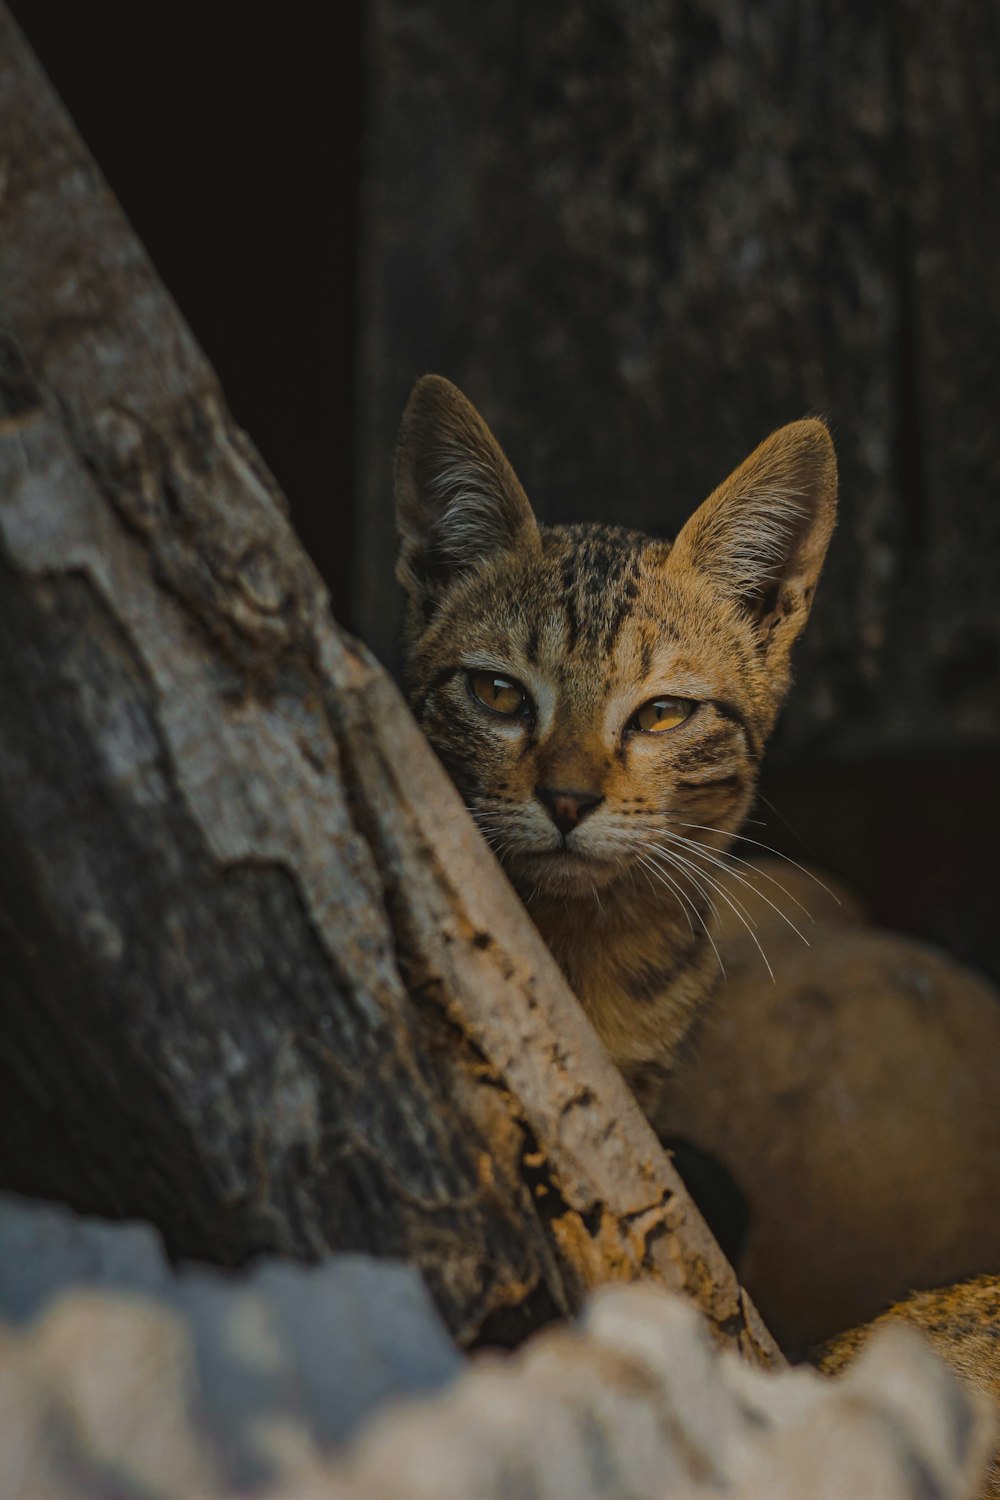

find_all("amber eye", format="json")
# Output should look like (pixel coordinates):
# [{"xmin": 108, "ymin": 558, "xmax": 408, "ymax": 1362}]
[
  {"xmin": 630, "ymin": 696, "xmax": 695, "ymax": 733},
  {"xmin": 467, "ymin": 670, "xmax": 528, "ymax": 718}
]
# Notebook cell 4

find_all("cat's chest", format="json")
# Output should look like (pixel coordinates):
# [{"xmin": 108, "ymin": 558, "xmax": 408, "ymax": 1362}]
[{"xmin": 532, "ymin": 898, "xmax": 713, "ymax": 1068}]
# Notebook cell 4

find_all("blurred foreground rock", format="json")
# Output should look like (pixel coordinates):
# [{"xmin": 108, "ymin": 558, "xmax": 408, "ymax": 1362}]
[
  {"xmin": 0, "ymin": 1193, "xmax": 461, "ymax": 1492},
  {"xmin": 819, "ymin": 1274, "xmax": 1000, "ymax": 1500},
  {"xmin": 346, "ymin": 1285, "xmax": 995, "ymax": 1500},
  {"xmin": 651, "ymin": 860, "xmax": 1000, "ymax": 1351},
  {"xmin": 0, "ymin": 1254, "xmax": 992, "ymax": 1500}
]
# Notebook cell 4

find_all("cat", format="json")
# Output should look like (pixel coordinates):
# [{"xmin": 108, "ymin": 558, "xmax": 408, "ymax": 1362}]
[{"xmin": 395, "ymin": 374, "xmax": 836, "ymax": 1072}]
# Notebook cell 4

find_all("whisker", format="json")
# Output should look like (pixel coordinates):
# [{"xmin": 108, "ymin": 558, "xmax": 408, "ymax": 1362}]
[
  {"xmin": 646, "ymin": 848, "xmax": 724, "ymax": 930},
  {"xmin": 641, "ymin": 852, "xmax": 728, "ymax": 978},
  {"xmin": 674, "ymin": 821, "xmax": 843, "ymax": 906},
  {"xmin": 473, "ymin": 824, "xmax": 517, "ymax": 863},
  {"xmin": 650, "ymin": 841, "xmax": 760, "ymax": 933},
  {"xmin": 683, "ymin": 837, "xmax": 815, "ymax": 921},
  {"xmin": 634, "ymin": 852, "xmax": 696, "ymax": 943},
  {"xmin": 755, "ymin": 792, "xmax": 806, "ymax": 841},
  {"xmin": 641, "ymin": 858, "xmax": 728, "ymax": 984},
  {"xmin": 664, "ymin": 830, "xmax": 812, "ymax": 946},
  {"xmin": 632, "ymin": 857, "xmax": 661, "ymax": 903},
  {"xmin": 649, "ymin": 842, "xmax": 775, "ymax": 984}
]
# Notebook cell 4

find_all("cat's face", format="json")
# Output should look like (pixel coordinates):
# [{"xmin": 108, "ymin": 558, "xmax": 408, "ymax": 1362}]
[{"xmin": 396, "ymin": 377, "xmax": 836, "ymax": 903}]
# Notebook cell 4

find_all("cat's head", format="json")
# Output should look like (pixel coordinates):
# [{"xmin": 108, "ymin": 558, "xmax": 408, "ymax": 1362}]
[{"xmin": 395, "ymin": 376, "xmax": 836, "ymax": 900}]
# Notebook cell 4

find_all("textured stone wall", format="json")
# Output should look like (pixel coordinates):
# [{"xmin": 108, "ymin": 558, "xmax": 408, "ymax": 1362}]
[{"xmin": 358, "ymin": 0, "xmax": 1000, "ymax": 758}]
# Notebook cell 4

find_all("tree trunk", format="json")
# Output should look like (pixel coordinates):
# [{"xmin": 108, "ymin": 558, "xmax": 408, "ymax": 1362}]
[{"xmin": 0, "ymin": 5, "xmax": 777, "ymax": 1363}]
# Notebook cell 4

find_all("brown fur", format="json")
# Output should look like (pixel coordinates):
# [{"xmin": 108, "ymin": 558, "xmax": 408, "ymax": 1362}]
[
  {"xmin": 395, "ymin": 375, "xmax": 836, "ymax": 1069},
  {"xmin": 817, "ymin": 1277, "xmax": 1000, "ymax": 1498}
]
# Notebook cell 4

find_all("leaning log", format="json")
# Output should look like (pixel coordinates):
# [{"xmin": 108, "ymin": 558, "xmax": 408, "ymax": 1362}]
[{"xmin": 0, "ymin": 5, "xmax": 777, "ymax": 1361}]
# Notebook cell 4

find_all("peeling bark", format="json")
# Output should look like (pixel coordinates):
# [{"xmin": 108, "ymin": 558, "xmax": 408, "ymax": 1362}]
[{"xmin": 0, "ymin": 6, "xmax": 778, "ymax": 1363}]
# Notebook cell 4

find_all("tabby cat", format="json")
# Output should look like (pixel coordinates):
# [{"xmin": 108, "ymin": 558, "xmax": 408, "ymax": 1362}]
[{"xmin": 395, "ymin": 375, "xmax": 836, "ymax": 1068}]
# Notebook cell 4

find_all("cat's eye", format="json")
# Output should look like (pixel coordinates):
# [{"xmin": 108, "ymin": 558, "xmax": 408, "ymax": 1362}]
[
  {"xmin": 467, "ymin": 670, "xmax": 528, "ymax": 718},
  {"xmin": 630, "ymin": 696, "xmax": 695, "ymax": 733}
]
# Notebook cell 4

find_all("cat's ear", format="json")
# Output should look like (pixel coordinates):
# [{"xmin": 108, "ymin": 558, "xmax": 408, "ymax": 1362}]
[
  {"xmin": 669, "ymin": 419, "xmax": 837, "ymax": 660},
  {"xmin": 395, "ymin": 375, "xmax": 540, "ymax": 614}
]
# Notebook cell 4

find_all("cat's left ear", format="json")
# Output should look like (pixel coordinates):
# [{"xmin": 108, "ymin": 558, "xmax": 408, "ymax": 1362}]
[
  {"xmin": 395, "ymin": 375, "xmax": 541, "ymax": 616},
  {"xmin": 669, "ymin": 418, "xmax": 837, "ymax": 662}
]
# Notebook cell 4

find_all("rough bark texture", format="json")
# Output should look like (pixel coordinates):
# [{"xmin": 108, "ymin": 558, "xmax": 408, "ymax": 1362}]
[
  {"xmin": 358, "ymin": 0, "xmax": 1000, "ymax": 756},
  {"xmin": 0, "ymin": 6, "xmax": 776, "ymax": 1362}
]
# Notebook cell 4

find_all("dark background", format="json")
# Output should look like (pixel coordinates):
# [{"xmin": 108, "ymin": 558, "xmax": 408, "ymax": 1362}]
[
  {"xmin": 8, "ymin": 0, "xmax": 362, "ymax": 620},
  {"xmin": 10, "ymin": 0, "xmax": 999, "ymax": 984}
]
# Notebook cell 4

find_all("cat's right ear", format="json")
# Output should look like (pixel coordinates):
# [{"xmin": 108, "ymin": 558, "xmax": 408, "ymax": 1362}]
[
  {"xmin": 667, "ymin": 418, "xmax": 837, "ymax": 669},
  {"xmin": 395, "ymin": 375, "xmax": 540, "ymax": 616}
]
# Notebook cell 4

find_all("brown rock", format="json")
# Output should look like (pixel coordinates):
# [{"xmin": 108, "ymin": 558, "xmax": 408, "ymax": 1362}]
[{"xmin": 652, "ymin": 883, "xmax": 1000, "ymax": 1351}]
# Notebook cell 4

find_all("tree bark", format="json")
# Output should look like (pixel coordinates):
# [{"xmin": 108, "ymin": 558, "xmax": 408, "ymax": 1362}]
[{"xmin": 0, "ymin": 6, "xmax": 778, "ymax": 1363}]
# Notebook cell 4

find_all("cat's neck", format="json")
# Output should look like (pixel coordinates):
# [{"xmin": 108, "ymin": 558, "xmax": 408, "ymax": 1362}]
[{"xmin": 519, "ymin": 873, "xmax": 720, "ymax": 1069}]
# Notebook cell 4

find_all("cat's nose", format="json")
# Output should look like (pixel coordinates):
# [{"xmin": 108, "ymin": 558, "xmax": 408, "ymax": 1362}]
[{"xmin": 537, "ymin": 786, "xmax": 604, "ymax": 839}]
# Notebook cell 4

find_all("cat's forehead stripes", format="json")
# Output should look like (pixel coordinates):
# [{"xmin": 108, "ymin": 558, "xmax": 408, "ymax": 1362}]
[{"xmin": 543, "ymin": 524, "xmax": 654, "ymax": 657}]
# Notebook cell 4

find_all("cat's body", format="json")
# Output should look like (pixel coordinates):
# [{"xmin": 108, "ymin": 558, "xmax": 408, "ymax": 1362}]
[{"xmin": 395, "ymin": 375, "xmax": 836, "ymax": 1071}]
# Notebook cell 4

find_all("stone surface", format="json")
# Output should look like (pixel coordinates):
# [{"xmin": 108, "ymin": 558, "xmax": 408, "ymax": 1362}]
[{"xmin": 348, "ymin": 1286, "xmax": 995, "ymax": 1498}]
